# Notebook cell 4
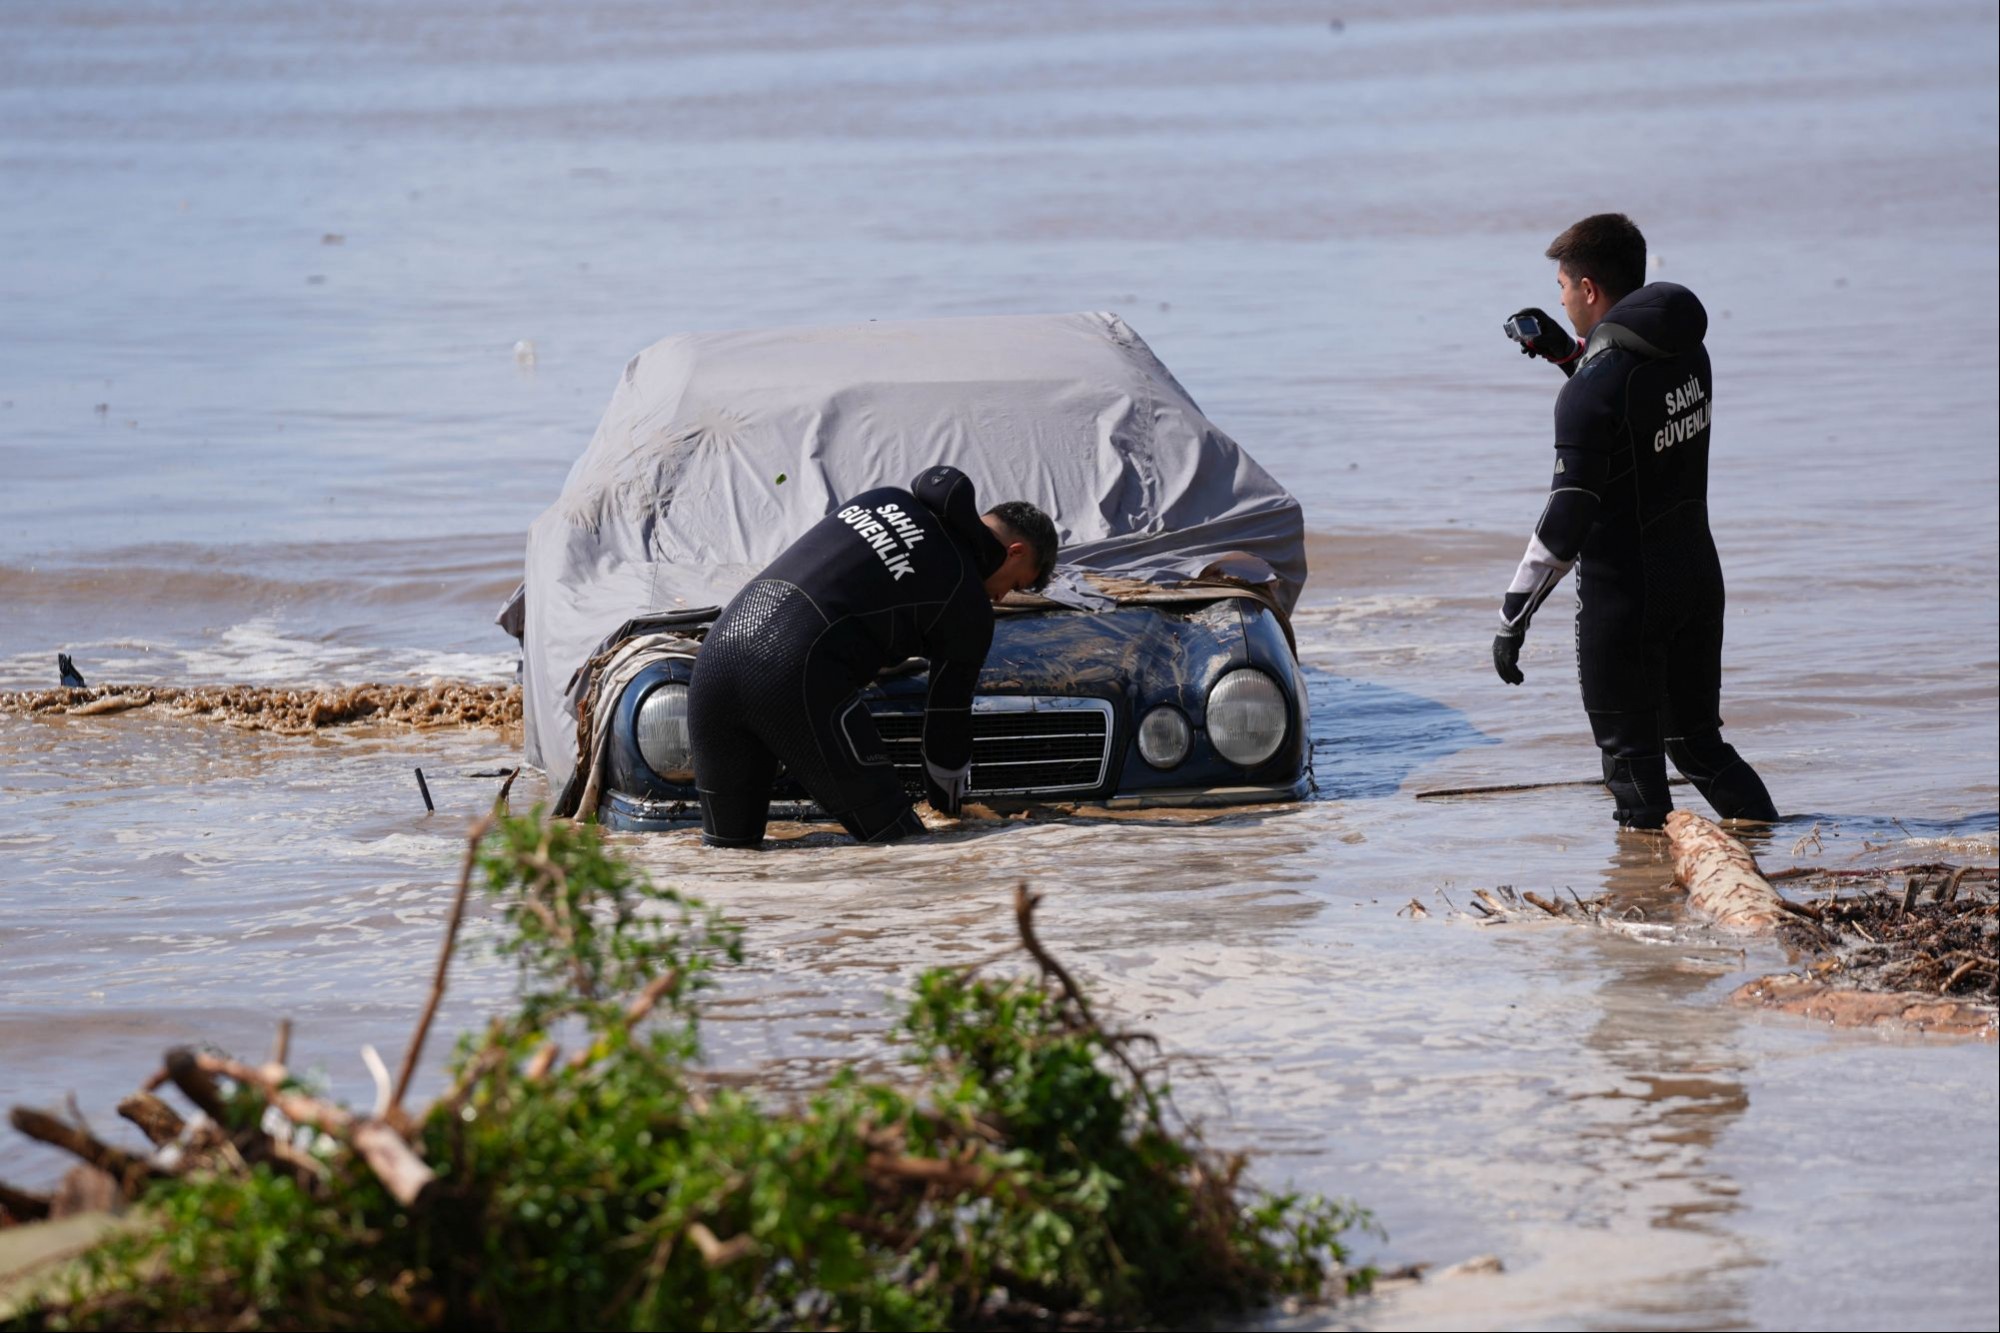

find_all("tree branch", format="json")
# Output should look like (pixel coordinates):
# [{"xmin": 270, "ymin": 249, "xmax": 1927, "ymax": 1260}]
[{"xmin": 393, "ymin": 812, "xmax": 494, "ymax": 1113}]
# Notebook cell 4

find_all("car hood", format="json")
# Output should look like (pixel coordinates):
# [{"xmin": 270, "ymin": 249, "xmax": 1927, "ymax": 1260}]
[{"xmin": 871, "ymin": 601, "xmax": 1245, "ymax": 703}]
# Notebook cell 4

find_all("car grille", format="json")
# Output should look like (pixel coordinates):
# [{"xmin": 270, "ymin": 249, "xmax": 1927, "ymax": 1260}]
[{"xmin": 869, "ymin": 696, "xmax": 1115, "ymax": 796}]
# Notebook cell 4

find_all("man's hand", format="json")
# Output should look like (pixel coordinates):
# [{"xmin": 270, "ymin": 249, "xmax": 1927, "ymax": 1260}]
[
  {"xmin": 1492, "ymin": 627, "xmax": 1525, "ymax": 685},
  {"xmin": 924, "ymin": 759, "xmax": 971, "ymax": 816},
  {"xmin": 1507, "ymin": 307, "xmax": 1578, "ymax": 366}
]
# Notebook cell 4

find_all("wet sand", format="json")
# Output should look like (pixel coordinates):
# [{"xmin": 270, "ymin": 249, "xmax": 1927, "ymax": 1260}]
[{"xmin": 3, "ymin": 1, "xmax": 1997, "ymax": 1327}]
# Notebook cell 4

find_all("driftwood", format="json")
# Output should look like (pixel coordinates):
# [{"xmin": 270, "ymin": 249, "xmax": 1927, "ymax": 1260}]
[
  {"xmin": 1665, "ymin": 810, "xmax": 1787, "ymax": 932},
  {"xmin": 115, "ymin": 1094, "xmax": 186, "ymax": 1147},
  {"xmin": 1414, "ymin": 777, "xmax": 1689, "ymax": 801},
  {"xmin": 7, "ymin": 1110, "xmax": 159, "ymax": 1196},
  {"xmin": 1411, "ymin": 821, "xmax": 1995, "ymax": 1037},
  {"xmin": 4, "ymin": 1040, "xmax": 434, "ymax": 1220},
  {"xmin": 686, "ymin": 1221, "xmax": 758, "ymax": 1269},
  {"xmin": 157, "ymin": 1048, "xmax": 231, "ymax": 1122},
  {"xmin": 351, "ymin": 1123, "xmax": 438, "ymax": 1209}
]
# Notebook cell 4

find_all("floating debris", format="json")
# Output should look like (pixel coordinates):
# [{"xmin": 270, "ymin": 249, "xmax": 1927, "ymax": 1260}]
[
  {"xmin": 1444, "ymin": 847, "xmax": 1996, "ymax": 1036},
  {"xmin": 1738, "ymin": 865, "xmax": 1999, "ymax": 1035},
  {"xmin": 0, "ymin": 682, "xmax": 522, "ymax": 734}
]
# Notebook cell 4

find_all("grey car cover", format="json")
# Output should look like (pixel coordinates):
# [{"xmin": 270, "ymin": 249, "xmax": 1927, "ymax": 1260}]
[{"xmin": 510, "ymin": 310, "xmax": 1306, "ymax": 795}]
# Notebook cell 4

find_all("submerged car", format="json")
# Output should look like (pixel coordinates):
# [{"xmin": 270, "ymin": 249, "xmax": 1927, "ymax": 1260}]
[{"xmin": 499, "ymin": 311, "xmax": 1311, "ymax": 830}]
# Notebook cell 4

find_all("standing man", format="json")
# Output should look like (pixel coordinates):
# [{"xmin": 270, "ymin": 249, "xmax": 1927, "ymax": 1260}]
[
  {"xmin": 687, "ymin": 465, "xmax": 1057, "ymax": 848},
  {"xmin": 1494, "ymin": 213, "xmax": 1777, "ymax": 829}
]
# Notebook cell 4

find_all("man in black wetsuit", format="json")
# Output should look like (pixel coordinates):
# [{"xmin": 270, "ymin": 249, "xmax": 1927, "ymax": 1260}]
[
  {"xmin": 1494, "ymin": 213, "xmax": 1778, "ymax": 830},
  {"xmin": 687, "ymin": 466, "xmax": 1057, "ymax": 848}
]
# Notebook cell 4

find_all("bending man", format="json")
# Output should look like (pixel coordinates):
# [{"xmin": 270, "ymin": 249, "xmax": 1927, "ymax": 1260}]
[
  {"xmin": 1495, "ymin": 212, "xmax": 1777, "ymax": 830},
  {"xmin": 688, "ymin": 466, "xmax": 1057, "ymax": 848}
]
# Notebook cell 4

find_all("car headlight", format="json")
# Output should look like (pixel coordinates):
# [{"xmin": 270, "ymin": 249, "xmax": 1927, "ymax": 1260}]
[
  {"xmin": 635, "ymin": 683, "xmax": 693, "ymax": 781},
  {"xmin": 1206, "ymin": 668, "xmax": 1288, "ymax": 767},
  {"xmin": 1136, "ymin": 705, "xmax": 1191, "ymax": 769}
]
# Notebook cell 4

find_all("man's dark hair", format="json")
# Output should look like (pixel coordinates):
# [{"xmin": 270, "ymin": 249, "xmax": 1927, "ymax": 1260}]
[
  {"xmin": 985, "ymin": 501, "xmax": 1059, "ymax": 591},
  {"xmin": 1545, "ymin": 213, "xmax": 1648, "ymax": 303}
]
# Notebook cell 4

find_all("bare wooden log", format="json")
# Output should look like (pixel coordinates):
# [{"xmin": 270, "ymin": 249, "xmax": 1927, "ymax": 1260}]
[
  {"xmin": 141, "ymin": 1054, "xmax": 323, "ymax": 1187},
  {"xmin": 191, "ymin": 1058, "xmax": 429, "ymax": 1197},
  {"xmin": 158, "ymin": 1048, "xmax": 328, "ymax": 1184},
  {"xmin": 1414, "ymin": 777, "xmax": 1690, "ymax": 800},
  {"xmin": 187, "ymin": 1052, "xmax": 352, "ymax": 1135},
  {"xmin": 180, "ymin": 1052, "xmax": 424, "ymax": 1201},
  {"xmin": 1665, "ymin": 810, "xmax": 1788, "ymax": 933},
  {"xmin": 1522, "ymin": 891, "xmax": 1569, "ymax": 918},
  {"xmin": 163, "ymin": 1047, "xmax": 232, "ymax": 1123},
  {"xmin": 7, "ymin": 1109, "xmax": 160, "ymax": 1193},
  {"xmin": 116, "ymin": 1092, "xmax": 186, "ymax": 1147},
  {"xmin": 685, "ymin": 1221, "xmax": 757, "ymax": 1269},
  {"xmin": 352, "ymin": 1121, "xmax": 437, "ymax": 1209},
  {"xmin": 175, "ymin": 1054, "xmax": 328, "ymax": 1174}
]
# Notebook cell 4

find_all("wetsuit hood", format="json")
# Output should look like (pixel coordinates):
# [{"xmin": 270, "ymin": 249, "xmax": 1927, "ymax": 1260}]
[
  {"xmin": 1582, "ymin": 282, "xmax": 1707, "ymax": 364},
  {"xmin": 911, "ymin": 465, "xmax": 1007, "ymax": 580}
]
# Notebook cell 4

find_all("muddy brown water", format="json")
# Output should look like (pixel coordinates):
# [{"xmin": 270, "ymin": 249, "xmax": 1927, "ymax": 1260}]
[{"xmin": 2, "ymin": 2, "xmax": 1996, "ymax": 1327}]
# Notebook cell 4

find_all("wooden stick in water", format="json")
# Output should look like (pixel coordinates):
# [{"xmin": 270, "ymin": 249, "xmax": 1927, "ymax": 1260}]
[
  {"xmin": 1414, "ymin": 777, "xmax": 1689, "ymax": 800},
  {"xmin": 392, "ymin": 812, "xmax": 493, "ymax": 1115}
]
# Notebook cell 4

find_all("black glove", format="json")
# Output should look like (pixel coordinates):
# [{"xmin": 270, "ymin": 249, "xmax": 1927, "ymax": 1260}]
[
  {"xmin": 1506, "ymin": 307, "xmax": 1578, "ymax": 369},
  {"xmin": 1492, "ymin": 627, "xmax": 1525, "ymax": 685}
]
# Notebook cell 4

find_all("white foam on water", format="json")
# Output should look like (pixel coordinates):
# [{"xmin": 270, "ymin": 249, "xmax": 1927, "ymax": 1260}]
[{"xmin": 176, "ymin": 619, "xmax": 376, "ymax": 683}]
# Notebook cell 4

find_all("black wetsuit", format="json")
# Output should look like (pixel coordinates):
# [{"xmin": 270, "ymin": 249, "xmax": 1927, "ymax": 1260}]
[
  {"xmin": 1499, "ymin": 283, "xmax": 1777, "ymax": 828},
  {"xmin": 687, "ymin": 465, "xmax": 1004, "ymax": 847}
]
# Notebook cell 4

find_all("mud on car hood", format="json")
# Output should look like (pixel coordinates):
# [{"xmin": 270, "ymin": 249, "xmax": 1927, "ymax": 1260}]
[{"xmin": 504, "ymin": 311, "xmax": 1308, "ymax": 798}]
